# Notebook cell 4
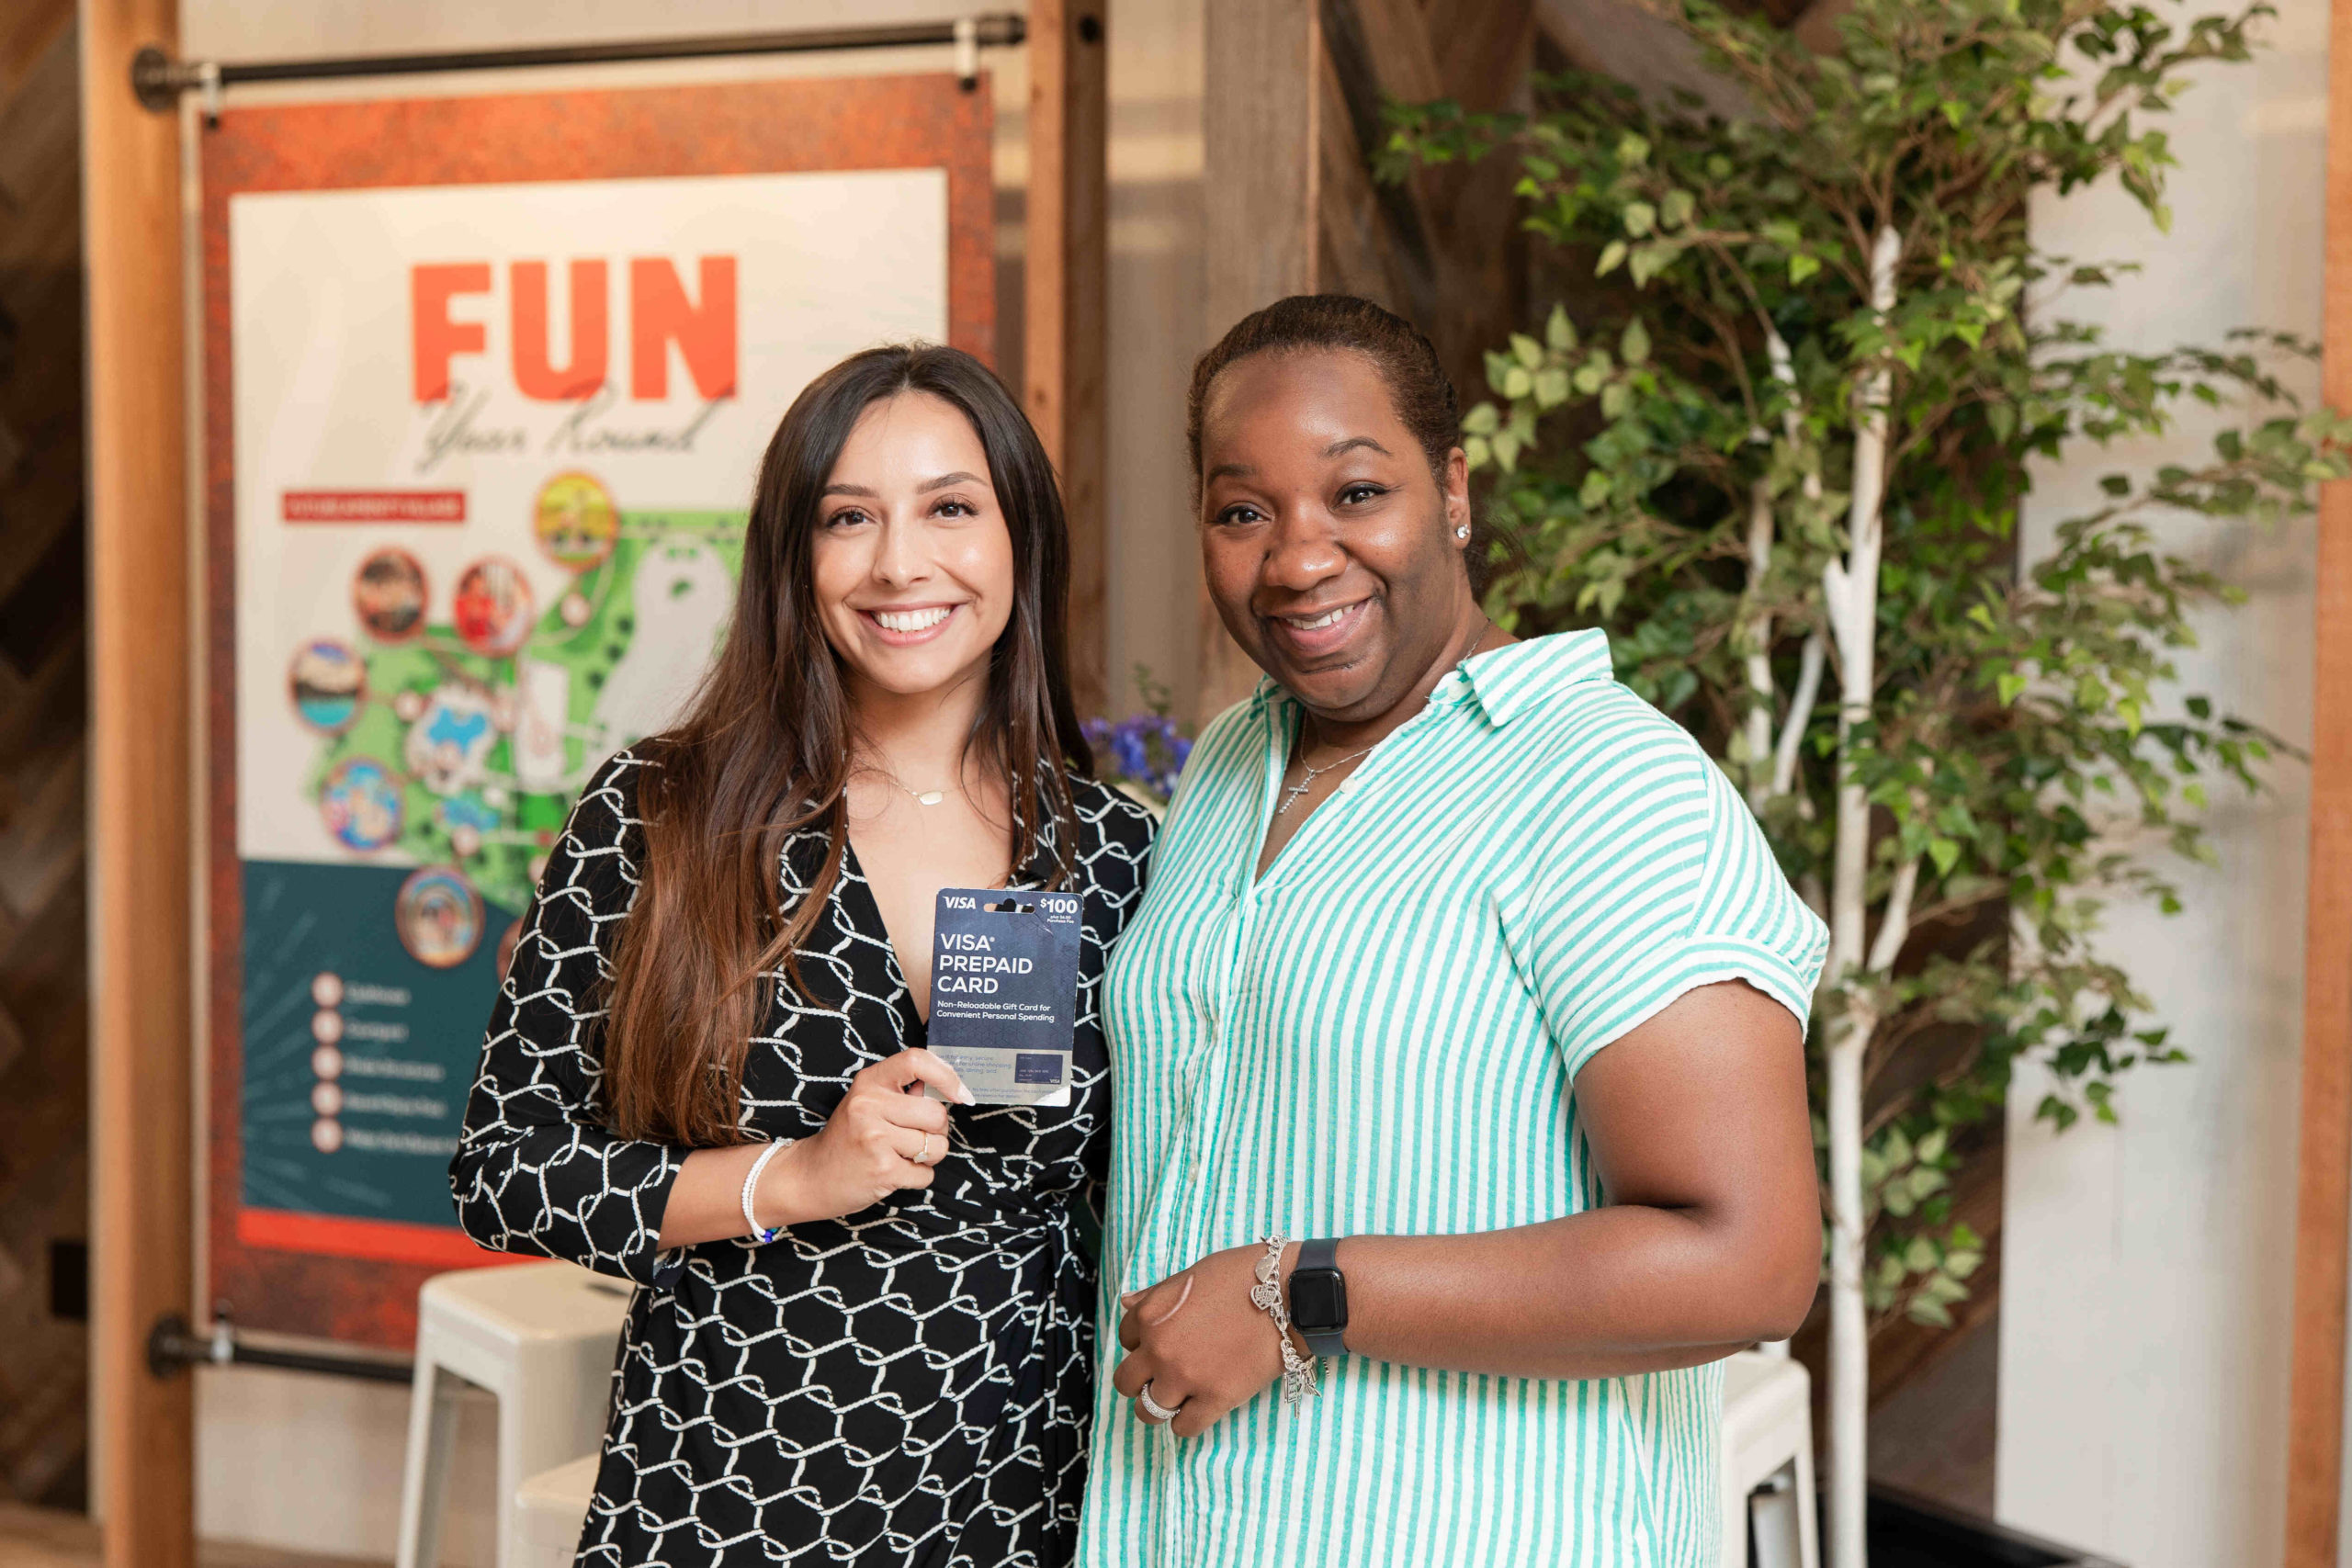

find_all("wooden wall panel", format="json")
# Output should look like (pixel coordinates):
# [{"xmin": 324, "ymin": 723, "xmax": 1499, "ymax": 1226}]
[
  {"xmin": 2285, "ymin": 1, "xmax": 2352, "ymax": 1559},
  {"xmin": 1024, "ymin": 0, "xmax": 1111, "ymax": 719},
  {"xmin": 1193, "ymin": 0, "xmax": 1534, "ymax": 723},
  {"xmin": 1198, "ymin": 0, "xmax": 1317, "ymax": 718},
  {"xmin": 80, "ymin": 0, "xmax": 196, "ymax": 1561},
  {"xmin": 0, "ymin": 0, "xmax": 89, "ymax": 1513}
]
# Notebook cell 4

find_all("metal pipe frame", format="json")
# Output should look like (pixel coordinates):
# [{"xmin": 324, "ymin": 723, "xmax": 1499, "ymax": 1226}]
[{"xmin": 129, "ymin": 14, "xmax": 1025, "ymax": 111}]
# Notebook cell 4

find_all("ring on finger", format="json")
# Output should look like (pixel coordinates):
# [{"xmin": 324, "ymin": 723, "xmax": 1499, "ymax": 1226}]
[
  {"xmin": 1137, "ymin": 1381, "xmax": 1183, "ymax": 1423},
  {"xmin": 918, "ymin": 1131, "xmax": 941, "ymax": 1165}
]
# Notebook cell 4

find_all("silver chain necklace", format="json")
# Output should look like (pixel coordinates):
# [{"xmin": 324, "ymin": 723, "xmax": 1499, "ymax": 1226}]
[{"xmin": 1274, "ymin": 742, "xmax": 1376, "ymax": 817}]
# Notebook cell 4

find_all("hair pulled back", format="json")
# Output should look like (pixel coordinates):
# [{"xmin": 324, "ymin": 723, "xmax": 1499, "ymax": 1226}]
[
  {"xmin": 1186, "ymin": 294, "xmax": 1459, "ymax": 485},
  {"xmin": 1186, "ymin": 294, "xmax": 1499, "ymax": 590}
]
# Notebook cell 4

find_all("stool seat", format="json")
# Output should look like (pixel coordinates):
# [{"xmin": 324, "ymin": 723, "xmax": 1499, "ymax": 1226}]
[
  {"xmin": 1723, "ymin": 1348, "xmax": 1819, "ymax": 1568},
  {"xmin": 423, "ymin": 1263, "xmax": 636, "ymax": 1351},
  {"xmin": 514, "ymin": 1453, "xmax": 602, "ymax": 1568},
  {"xmin": 396, "ymin": 1260, "xmax": 631, "ymax": 1568}
]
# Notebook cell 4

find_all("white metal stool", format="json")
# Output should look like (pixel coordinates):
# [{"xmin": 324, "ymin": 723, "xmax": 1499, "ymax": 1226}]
[
  {"xmin": 514, "ymin": 1452, "xmax": 602, "ymax": 1568},
  {"xmin": 1722, "ymin": 1348, "xmax": 1819, "ymax": 1568},
  {"xmin": 395, "ymin": 1260, "xmax": 631, "ymax": 1568}
]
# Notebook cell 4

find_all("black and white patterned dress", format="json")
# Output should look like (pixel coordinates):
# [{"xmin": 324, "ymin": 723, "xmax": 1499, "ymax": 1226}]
[{"xmin": 449, "ymin": 750, "xmax": 1155, "ymax": 1567}]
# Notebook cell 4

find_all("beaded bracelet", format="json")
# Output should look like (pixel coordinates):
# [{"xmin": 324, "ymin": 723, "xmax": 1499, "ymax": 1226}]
[
  {"xmin": 740, "ymin": 1139, "xmax": 794, "ymax": 1243},
  {"xmin": 1250, "ymin": 1234, "xmax": 1321, "ymax": 1412}
]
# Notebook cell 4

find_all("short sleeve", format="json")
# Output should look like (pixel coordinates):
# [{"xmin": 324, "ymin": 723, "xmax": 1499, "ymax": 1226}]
[{"xmin": 1507, "ymin": 738, "xmax": 1828, "ymax": 1080}]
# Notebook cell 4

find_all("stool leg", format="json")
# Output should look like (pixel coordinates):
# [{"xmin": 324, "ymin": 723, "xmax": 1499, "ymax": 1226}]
[
  {"xmin": 396, "ymin": 1359, "xmax": 463, "ymax": 1568},
  {"xmin": 1724, "ymin": 1456, "xmax": 1748, "ymax": 1567},
  {"xmin": 1793, "ymin": 1427, "xmax": 1821, "ymax": 1568}
]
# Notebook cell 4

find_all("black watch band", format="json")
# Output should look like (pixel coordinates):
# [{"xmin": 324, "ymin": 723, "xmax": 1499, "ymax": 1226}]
[{"xmin": 1287, "ymin": 1235, "xmax": 1349, "ymax": 1359}]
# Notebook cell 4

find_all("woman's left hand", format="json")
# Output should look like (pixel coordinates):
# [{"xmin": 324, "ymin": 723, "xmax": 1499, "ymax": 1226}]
[{"xmin": 1110, "ymin": 1242, "xmax": 1292, "ymax": 1438}]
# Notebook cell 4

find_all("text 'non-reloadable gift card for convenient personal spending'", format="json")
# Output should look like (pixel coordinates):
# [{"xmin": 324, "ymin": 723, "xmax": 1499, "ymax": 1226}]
[{"xmin": 926, "ymin": 887, "xmax": 1082, "ymax": 1106}]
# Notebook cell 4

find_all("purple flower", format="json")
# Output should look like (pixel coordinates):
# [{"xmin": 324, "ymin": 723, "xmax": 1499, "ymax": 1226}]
[{"xmin": 1087, "ymin": 708, "xmax": 1194, "ymax": 806}]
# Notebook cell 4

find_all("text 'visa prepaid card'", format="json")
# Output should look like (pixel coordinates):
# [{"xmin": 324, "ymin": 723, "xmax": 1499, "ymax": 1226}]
[{"xmin": 927, "ymin": 887, "xmax": 1081, "ymax": 1106}]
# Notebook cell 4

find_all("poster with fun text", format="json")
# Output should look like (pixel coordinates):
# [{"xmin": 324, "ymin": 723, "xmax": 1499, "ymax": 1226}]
[{"xmin": 202, "ymin": 75, "xmax": 995, "ymax": 1347}]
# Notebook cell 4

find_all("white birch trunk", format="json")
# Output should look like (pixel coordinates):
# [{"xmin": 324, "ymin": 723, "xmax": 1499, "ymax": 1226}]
[
  {"xmin": 1821, "ymin": 222, "xmax": 1903, "ymax": 1568},
  {"xmin": 1745, "ymin": 479, "xmax": 1778, "ymax": 809}
]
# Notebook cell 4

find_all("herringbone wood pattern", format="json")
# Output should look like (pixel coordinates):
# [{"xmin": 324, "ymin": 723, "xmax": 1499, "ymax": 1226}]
[{"xmin": 0, "ymin": 0, "xmax": 87, "ymax": 1511}]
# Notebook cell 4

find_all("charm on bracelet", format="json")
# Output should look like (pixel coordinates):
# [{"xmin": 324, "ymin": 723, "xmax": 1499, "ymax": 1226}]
[{"xmin": 1252, "ymin": 1235, "xmax": 1321, "ymax": 1411}]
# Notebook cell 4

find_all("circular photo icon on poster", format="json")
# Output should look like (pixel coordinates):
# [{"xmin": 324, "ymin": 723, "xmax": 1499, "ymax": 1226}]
[
  {"xmin": 320, "ymin": 758, "xmax": 403, "ymax": 852},
  {"xmin": 311, "ymin": 1043, "xmax": 344, "ymax": 1081},
  {"xmin": 395, "ymin": 865, "xmax": 484, "ymax": 970},
  {"xmin": 311, "ymin": 1009, "xmax": 344, "ymax": 1045},
  {"xmin": 288, "ymin": 638, "xmax": 365, "ymax": 733},
  {"xmin": 452, "ymin": 557, "xmax": 535, "ymax": 659},
  {"xmin": 311, "ymin": 1081, "xmax": 344, "ymax": 1117},
  {"xmin": 405, "ymin": 685, "xmax": 498, "ymax": 796},
  {"xmin": 534, "ymin": 472, "xmax": 619, "ymax": 572},
  {"xmin": 353, "ymin": 547, "xmax": 428, "ymax": 643},
  {"xmin": 311, "ymin": 1118, "xmax": 344, "ymax": 1154},
  {"xmin": 534, "ymin": 479, "xmax": 620, "ymax": 576},
  {"xmin": 310, "ymin": 972, "xmax": 343, "ymax": 1009}
]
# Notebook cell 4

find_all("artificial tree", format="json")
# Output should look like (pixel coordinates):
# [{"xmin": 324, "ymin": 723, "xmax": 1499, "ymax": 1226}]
[{"xmin": 1388, "ymin": 3, "xmax": 2348, "ymax": 1562}]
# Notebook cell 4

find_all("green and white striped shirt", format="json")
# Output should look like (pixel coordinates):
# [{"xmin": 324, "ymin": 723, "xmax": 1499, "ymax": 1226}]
[{"xmin": 1080, "ymin": 629, "xmax": 1827, "ymax": 1568}]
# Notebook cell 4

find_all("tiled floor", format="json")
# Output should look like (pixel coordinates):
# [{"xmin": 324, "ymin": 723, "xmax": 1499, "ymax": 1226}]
[{"xmin": 0, "ymin": 1506, "xmax": 384, "ymax": 1568}]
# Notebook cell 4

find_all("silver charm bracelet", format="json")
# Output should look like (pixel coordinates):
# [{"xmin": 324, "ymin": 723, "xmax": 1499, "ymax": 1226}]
[{"xmin": 1251, "ymin": 1234, "xmax": 1321, "ymax": 1412}]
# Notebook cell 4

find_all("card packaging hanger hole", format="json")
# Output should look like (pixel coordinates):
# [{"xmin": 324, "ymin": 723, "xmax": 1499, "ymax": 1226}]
[{"xmin": 926, "ymin": 887, "xmax": 1081, "ymax": 1106}]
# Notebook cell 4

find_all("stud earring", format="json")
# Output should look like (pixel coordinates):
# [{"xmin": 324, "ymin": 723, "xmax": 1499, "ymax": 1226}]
[{"xmin": 1455, "ymin": 525, "xmax": 1470, "ymax": 539}]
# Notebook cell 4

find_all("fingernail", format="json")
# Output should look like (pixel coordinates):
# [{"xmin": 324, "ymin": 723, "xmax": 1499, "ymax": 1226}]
[
  {"xmin": 956, "ymin": 1085, "xmax": 977, "ymax": 1105},
  {"xmin": 1119, "ymin": 1290, "xmax": 1142, "ymax": 1307}
]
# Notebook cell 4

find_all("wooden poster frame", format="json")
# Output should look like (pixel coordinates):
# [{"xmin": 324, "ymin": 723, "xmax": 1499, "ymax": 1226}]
[
  {"xmin": 198, "ymin": 74, "xmax": 996, "ymax": 1349},
  {"xmin": 2287, "ymin": 3, "xmax": 2352, "ymax": 1562}
]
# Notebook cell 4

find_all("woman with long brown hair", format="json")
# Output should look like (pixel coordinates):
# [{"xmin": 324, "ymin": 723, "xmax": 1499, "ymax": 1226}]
[{"xmin": 450, "ymin": 344, "xmax": 1154, "ymax": 1567}]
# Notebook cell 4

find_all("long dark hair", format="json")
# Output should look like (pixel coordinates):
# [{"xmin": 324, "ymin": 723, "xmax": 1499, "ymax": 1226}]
[{"xmin": 603, "ymin": 344, "xmax": 1091, "ymax": 1146}]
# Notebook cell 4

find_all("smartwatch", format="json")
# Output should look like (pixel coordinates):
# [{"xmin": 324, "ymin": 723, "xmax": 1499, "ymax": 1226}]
[{"xmin": 1288, "ymin": 1236, "xmax": 1349, "ymax": 1359}]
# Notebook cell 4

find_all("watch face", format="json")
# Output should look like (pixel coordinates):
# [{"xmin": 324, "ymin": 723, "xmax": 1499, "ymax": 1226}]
[{"xmin": 1291, "ymin": 1268, "xmax": 1347, "ymax": 1332}]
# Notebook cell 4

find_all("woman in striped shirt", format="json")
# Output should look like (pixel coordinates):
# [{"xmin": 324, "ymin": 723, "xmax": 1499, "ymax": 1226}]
[{"xmin": 1080, "ymin": 295, "xmax": 1830, "ymax": 1567}]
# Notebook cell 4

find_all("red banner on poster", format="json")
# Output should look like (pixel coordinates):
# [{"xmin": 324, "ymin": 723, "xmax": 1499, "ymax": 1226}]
[{"xmin": 282, "ymin": 491, "xmax": 469, "ymax": 524}]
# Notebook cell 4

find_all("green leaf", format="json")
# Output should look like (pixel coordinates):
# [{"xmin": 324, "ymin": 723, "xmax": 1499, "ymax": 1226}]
[
  {"xmin": 1622, "ymin": 318, "xmax": 1652, "ymax": 366},
  {"xmin": 1533, "ymin": 367, "xmax": 1571, "ymax": 409},
  {"xmin": 1462, "ymin": 400, "xmax": 1500, "ymax": 435},
  {"xmin": 1545, "ymin": 303, "xmax": 1577, "ymax": 352},
  {"xmin": 1790, "ymin": 253, "xmax": 1821, "ymax": 285},
  {"xmin": 1597, "ymin": 241, "xmax": 1627, "ymax": 276},
  {"xmin": 1624, "ymin": 201, "xmax": 1657, "ymax": 238},
  {"xmin": 1660, "ymin": 188, "xmax": 1694, "ymax": 229},
  {"xmin": 1996, "ymin": 672, "xmax": 2028, "ymax": 706},
  {"xmin": 1463, "ymin": 434, "xmax": 1491, "ymax": 470},
  {"xmin": 1502, "ymin": 366, "xmax": 1532, "ymax": 400},
  {"xmin": 1928, "ymin": 838, "xmax": 1961, "ymax": 876},
  {"xmin": 1511, "ymin": 332, "xmax": 1545, "ymax": 370}
]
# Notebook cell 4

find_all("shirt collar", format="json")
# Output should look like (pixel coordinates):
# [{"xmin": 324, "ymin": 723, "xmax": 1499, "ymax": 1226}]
[{"xmin": 1251, "ymin": 627, "xmax": 1613, "ymax": 728}]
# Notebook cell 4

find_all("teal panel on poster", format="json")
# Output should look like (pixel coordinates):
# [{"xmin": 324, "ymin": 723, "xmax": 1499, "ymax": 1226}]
[{"xmin": 240, "ymin": 859, "xmax": 523, "ymax": 1228}]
